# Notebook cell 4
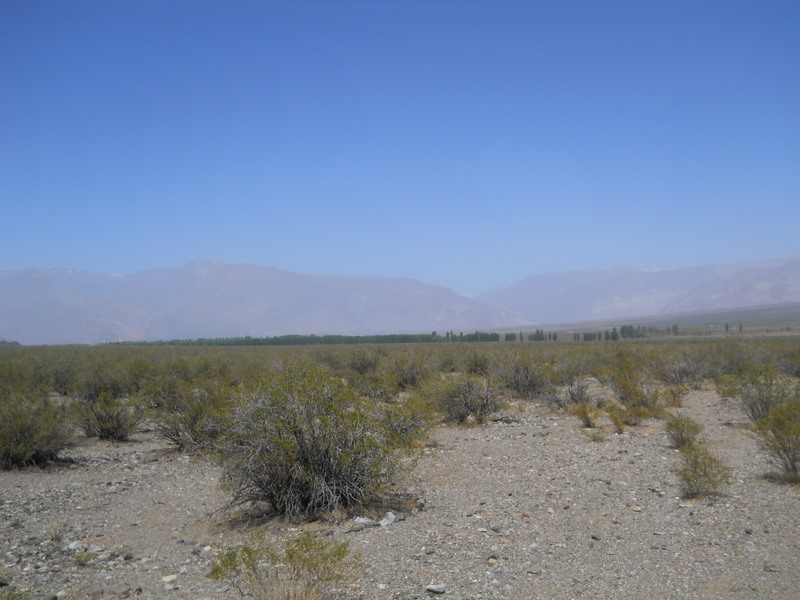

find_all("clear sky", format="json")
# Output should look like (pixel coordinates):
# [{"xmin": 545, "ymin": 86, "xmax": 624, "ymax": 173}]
[{"xmin": 2, "ymin": 1, "xmax": 799, "ymax": 294}]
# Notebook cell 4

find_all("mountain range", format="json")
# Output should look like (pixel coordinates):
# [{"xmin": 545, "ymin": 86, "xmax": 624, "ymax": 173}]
[{"xmin": 1, "ymin": 257, "xmax": 799, "ymax": 345}]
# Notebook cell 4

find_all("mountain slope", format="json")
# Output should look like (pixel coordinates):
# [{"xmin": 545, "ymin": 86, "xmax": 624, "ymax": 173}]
[
  {"xmin": 0, "ymin": 261, "xmax": 527, "ymax": 345},
  {"xmin": 481, "ymin": 259, "xmax": 800, "ymax": 324}
]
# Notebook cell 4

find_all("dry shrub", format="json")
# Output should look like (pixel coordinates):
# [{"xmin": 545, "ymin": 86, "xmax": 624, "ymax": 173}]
[
  {"xmin": 675, "ymin": 445, "xmax": 732, "ymax": 498},
  {"xmin": 156, "ymin": 380, "xmax": 231, "ymax": 451},
  {"xmin": 662, "ymin": 385, "xmax": 690, "ymax": 407},
  {"xmin": 716, "ymin": 369, "xmax": 797, "ymax": 423},
  {"xmin": 435, "ymin": 375, "xmax": 498, "ymax": 424},
  {"xmin": 752, "ymin": 398, "xmax": 800, "ymax": 481},
  {"xmin": 572, "ymin": 401, "xmax": 600, "ymax": 428},
  {"xmin": 664, "ymin": 412, "xmax": 704, "ymax": 449},
  {"xmin": 493, "ymin": 352, "xmax": 550, "ymax": 399},
  {"xmin": 210, "ymin": 531, "xmax": 361, "ymax": 600},
  {"xmin": 217, "ymin": 368, "xmax": 397, "ymax": 521},
  {"xmin": 75, "ymin": 391, "xmax": 142, "ymax": 441},
  {"xmin": 0, "ymin": 390, "xmax": 72, "ymax": 469}
]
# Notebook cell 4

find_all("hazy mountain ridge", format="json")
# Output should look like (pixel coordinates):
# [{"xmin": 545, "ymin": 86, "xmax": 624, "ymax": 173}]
[
  {"xmin": 2, "ymin": 257, "xmax": 799, "ymax": 344},
  {"xmin": 0, "ymin": 261, "xmax": 527, "ymax": 345},
  {"xmin": 482, "ymin": 258, "xmax": 800, "ymax": 324}
]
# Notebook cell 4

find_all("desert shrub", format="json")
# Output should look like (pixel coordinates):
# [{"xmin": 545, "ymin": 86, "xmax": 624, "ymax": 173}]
[
  {"xmin": 621, "ymin": 405, "xmax": 652, "ymax": 426},
  {"xmin": 662, "ymin": 385, "xmax": 690, "ymax": 407},
  {"xmin": 704, "ymin": 338, "xmax": 765, "ymax": 378},
  {"xmin": 545, "ymin": 356, "xmax": 590, "ymax": 410},
  {"xmin": 71, "ymin": 362, "xmax": 136, "ymax": 402},
  {"xmin": 156, "ymin": 380, "xmax": 231, "ymax": 451},
  {"xmin": 675, "ymin": 445, "xmax": 732, "ymax": 498},
  {"xmin": 0, "ymin": 587, "xmax": 32, "ymax": 600},
  {"xmin": 777, "ymin": 347, "xmax": 800, "ymax": 377},
  {"xmin": 0, "ymin": 390, "xmax": 73, "ymax": 469},
  {"xmin": 437, "ymin": 349, "xmax": 460, "ymax": 373},
  {"xmin": 435, "ymin": 375, "xmax": 498, "ymax": 424},
  {"xmin": 572, "ymin": 401, "xmax": 600, "ymax": 428},
  {"xmin": 664, "ymin": 412, "xmax": 704, "ymax": 449},
  {"xmin": 752, "ymin": 398, "xmax": 800, "ymax": 481},
  {"xmin": 716, "ymin": 368, "xmax": 797, "ymax": 423},
  {"xmin": 545, "ymin": 377, "xmax": 591, "ymax": 411},
  {"xmin": 217, "ymin": 368, "xmax": 397, "ymax": 521},
  {"xmin": 349, "ymin": 370, "xmax": 399, "ymax": 403},
  {"xmin": 74, "ymin": 391, "xmax": 143, "ymax": 441},
  {"xmin": 464, "ymin": 351, "xmax": 490, "ymax": 376},
  {"xmin": 210, "ymin": 532, "xmax": 361, "ymax": 600},
  {"xmin": 381, "ymin": 392, "xmax": 435, "ymax": 447},
  {"xmin": 386, "ymin": 352, "xmax": 431, "ymax": 389},
  {"xmin": 345, "ymin": 348, "xmax": 383, "ymax": 375},
  {"xmin": 493, "ymin": 352, "xmax": 550, "ymax": 399},
  {"xmin": 29, "ymin": 356, "xmax": 80, "ymax": 396},
  {"xmin": 605, "ymin": 404, "xmax": 626, "ymax": 434},
  {"xmin": 601, "ymin": 350, "xmax": 661, "ymax": 412},
  {"xmin": 657, "ymin": 354, "xmax": 706, "ymax": 390},
  {"xmin": 610, "ymin": 370, "xmax": 660, "ymax": 410},
  {"xmin": 138, "ymin": 371, "xmax": 187, "ymax": 408}
]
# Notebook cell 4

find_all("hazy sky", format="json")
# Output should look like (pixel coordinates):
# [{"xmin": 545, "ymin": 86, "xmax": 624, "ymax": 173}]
[{"xmin": 2, "ymin": 1, "xmax": 799, "ymax": 294}]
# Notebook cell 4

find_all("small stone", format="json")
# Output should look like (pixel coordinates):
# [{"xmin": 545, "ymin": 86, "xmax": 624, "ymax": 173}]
[
  {"xmin": 380, "ymin": 512, "xmax": 399, "ymax": 527},
  {"xmin": 426, "ymin": 584, "xmax": 446, "ymax": 594},
  {"xmin": 161, "ymin": 574, "xmax": 179, "ymax": 582},
  {"xmin": 527, "ymin": 568, "xmax": 543, "ymax": 575}
]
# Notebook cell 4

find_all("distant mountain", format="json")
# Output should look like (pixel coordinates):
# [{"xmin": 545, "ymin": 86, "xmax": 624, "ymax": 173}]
[
  {"xmin": 481, "ymin": 258, "xmax": 800, "ymax": 324},
  {"xmin": 3, "ymin": 257, "xmax": 799, "ymax": 344},
  {"xmin": 663, "ymin": 261, "xmax": 800, "ymax": 313},
  {"xmin": 0, "ymin": 261, "xmax": 527, "ymax": 345}
]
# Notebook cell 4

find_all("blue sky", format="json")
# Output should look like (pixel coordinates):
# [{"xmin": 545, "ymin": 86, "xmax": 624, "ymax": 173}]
[{"xmin": 2, "ymin": 1, "xmax": 799, "ymax": 294}]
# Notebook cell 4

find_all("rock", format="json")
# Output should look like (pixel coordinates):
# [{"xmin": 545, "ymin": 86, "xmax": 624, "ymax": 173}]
[
  {"xmin": 380, "ymin": 511, "xmax": 403, "ymax": 527},
  {"xmin": 67, "ymin": 541, "xmax": 88, "ymax": 552},
  {"xmin": 426, "ymin": 583, "xmax": 446, "ymax": 594}
]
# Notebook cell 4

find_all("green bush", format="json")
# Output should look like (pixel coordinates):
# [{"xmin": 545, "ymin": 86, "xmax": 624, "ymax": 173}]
[
  {"xmin": 218, "ymin": 368, "xmax": 398, "ymax": 521},
  {"xmin": 662, "ymin": 385, "xmax": 690, "ymax": 407},
  {"xmin": 664, "ymin": 412, "xmax": 704, "ymax": 449},
  {"xmin": 436, "ymin": 375, "xmax": 498, "ymax": 424},
  {"xmin": 0, "ymin": 390, "xmax": 73, "ymax": 469},
  {"xmin": 658, "ymin": 354, "xmax": 706, "ymax": 389},
  {"xmin": 752, "ymin": 398, "xmax": 800, "ymax": 481},
  {"xmin": 716, "ymin": 369, "xmax": 797, "ymax": 423},
  {"xmin": 572, "ymin": 401, "xmax": 600, "ymax": 428},
  {"xmin": 349, "ymin": 370, "xmax": 399, "ymax": 403},
  {"xmin": 381, "ymin": 392, "xmax": 435, "ymax": 447},
  {"xmin": 621, "ymin": 405, "xmax": 652, "ymax": 426},
  {"xmin": 675, "ymin": 445, "xmax": 733, "ymax": 498},
  {"xmin": 156, "ymin": 380, "xmax": 231, "ymax": 451},
  {"xmin": 385, "ymin": 352, "xmax": 431, "ymax": 389},
  {"xmin": 72, "ymin": 363, "xmax": 135, "ymax": 402},
  {"xmin": 493, "ymin": 352, "xmax": 550, "ymax": 398},
  {"xmin": 464, "ymin": 351, "xmax": 490, "ymax": 376},
  {"xmin": 210, "ymin": 531, "xmax": 361, "ymax": 600},
  {"xmin": 75, "ymin": 391, "xmax": 143, "ymax": 441}
]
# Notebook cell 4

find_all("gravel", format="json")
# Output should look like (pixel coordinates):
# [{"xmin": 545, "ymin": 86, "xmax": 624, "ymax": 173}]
[{"xmin": 1, "ymin": 388, "xmax": 798, "ymax": 599}]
